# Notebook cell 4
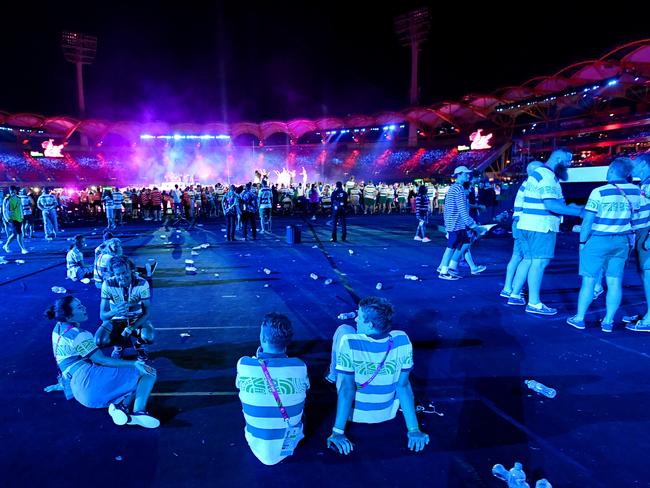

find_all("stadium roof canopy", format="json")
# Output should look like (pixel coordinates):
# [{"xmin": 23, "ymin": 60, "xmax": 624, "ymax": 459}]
[{"xmin": 1, "ymin": 39, "xmax": 649, "ymax": 143}]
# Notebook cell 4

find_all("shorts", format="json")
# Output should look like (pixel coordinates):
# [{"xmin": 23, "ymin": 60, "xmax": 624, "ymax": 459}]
[
  {"xmin": 511, "ymin": 225, "xmax": 524, "ymax": 258},
  {"xmin": 378, "ymin": 197, "xmax": 387, "ymax": 204},
  {"xmin": 635, "ymin": 227, "xmax": 650, "ymax": 270},
  {"xmin": 447, "ymin": 229, "xmax": 469, "ymax": 250},
  {"xmin": 364, "ymin": 198, "xmax": 375, "ymax": 206},
  {"xmin": 11, "ymin": 220, "xmax": 22, "ymax": 236},
  {"xmin": 22, "ymin": 213, "xmax": 33, "ymax": 224},
  {"xmin": 580, "ymin": 234, "xmax": 631, "ymax": 278},
  {"xmin": 519, "ymin": 229, "xmax": 556, "ymax": 259}
]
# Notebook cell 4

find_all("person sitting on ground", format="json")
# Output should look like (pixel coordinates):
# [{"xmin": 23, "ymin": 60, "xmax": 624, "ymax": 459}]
[
  {"xmin": 95, "ymin": 256, "xmax": 154, "ymax": 361},
  {"xmin": 236, "ymin": 313, "xmax": 309, "ymax": 465},
  {"xmin": 326, "ymin": 296, "xmax": 429, "ymax": 455},
  {"xmin": 66, "ymin": 234, "xmax": 93, "ymax": 281},
  {"xmin": 93, "ymin": 231, "xmax": 114, "ymax": 287},
  {"xmin": 47, "ymin": 296, "xmax": 159, "ymax": 428}
]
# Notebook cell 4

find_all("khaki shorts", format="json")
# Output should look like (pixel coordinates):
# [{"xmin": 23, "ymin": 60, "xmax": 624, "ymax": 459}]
[
  {"xmin": 580, "ymin": 234, "xmax": 631, "ymax": 278},
  {"xmin": 636, "ymin": 227, "xmax": 650, "ymax": 270},
  {"xmin": 519, "ymin": 230, "xmax": 556, "ymax": 260}
]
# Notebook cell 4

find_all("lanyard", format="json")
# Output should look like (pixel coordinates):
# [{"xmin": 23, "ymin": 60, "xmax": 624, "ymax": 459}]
[
  {"xmin": 358, "ymin": 335, "xmax": 393, "ymax": 390},
  {"xmin": 258, "ymin": 359, "xmax": 289, "ymax": 422},
  {"xmin": 54, "ymin": 323, "xmax": 75, "ymax": 367}
]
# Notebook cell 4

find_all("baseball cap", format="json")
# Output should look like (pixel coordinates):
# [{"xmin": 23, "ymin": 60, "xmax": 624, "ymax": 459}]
[{"xmin": 453, "ymin": 166, "xmax": 473, "ymax": 175}]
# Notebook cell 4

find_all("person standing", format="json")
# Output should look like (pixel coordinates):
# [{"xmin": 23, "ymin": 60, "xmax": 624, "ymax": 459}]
[
  {"xmin": 567, "ymin": 158, "xmax": 638, "ymax": 331},
  {"xmin": 508, "ymin": 149, "xmax": 584, "ymax": 315},
  {"xmin": 330, "ymin": 181, "xmax": 348, "ymax": 242},
  {"xmin": 241, "ymin": 182, "xmax": 258, "ymax": 240},
  {"xmin": 112, "ymin": 188, "xmax": 124, "ymax": 225},
  {"xmin": 2, "ymin": 186, "xmax": 28, "ymax": 254},
  {"xmin": 414, "ymin": 185, "xmax": 430, "ymax": 242},
  {"xmin": 235, "ymin": 313, "xmax": 309, "ymax": 465},
  {"xmin": 258, "ymin": 179, "xmax": 273, "ymax": 233},
  {"xmin": 37, "ymin": 187, "xmax": 59, "ymax": 240},
  {"xmin": 500, "ymin": 161, "xmax": 543, "ymax": 298},
  {"xmin": 437, "ymin": 166, "xmax": 481, "ymax": 280},
  {"xmin": 19, "ymin": 188, "xmax": 34, "ymax": 238},
  {"xmin": 102, "ymin": 189, "xmax": 115, "ymax": 230},
  {"xmin": 326, "ymin": 297, "xmax": 429, "ymax": 455},
  {"xmin": 222, "ymin": 184, "xmax": 240, "ymax": 241}
]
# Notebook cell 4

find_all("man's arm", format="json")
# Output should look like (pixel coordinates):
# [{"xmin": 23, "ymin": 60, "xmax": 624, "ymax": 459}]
[
  {"xmin": 395, "ymin": 371, "xmax": 430, "ymax": 452},
  {"xmin": 579, "ymin": 211, "xmax": 596, "ymax": 246},
  {"xmin": 543, "ymin": 198, "xmax": 583, "ymax": 216},
  {"xmin": 99, "ymin": 297, "xmax": 128, "ymax": 321},
  {"xmin": 133, "ymin": 299, "xmax": 150, "ymax": 329},
  {"xmin": 327, "ymin": 372, "xmax": 356, "ymax": 455}
]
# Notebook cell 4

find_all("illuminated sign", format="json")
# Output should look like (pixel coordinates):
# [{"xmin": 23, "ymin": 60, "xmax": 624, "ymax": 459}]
[
  {"xmin": 469, "ymin": 129, "xmax": 492, "ymax": 150},
  {"xmin": 42, "ymin": 139, "xmax": 65, "ymax": 157},
  {"xmin": 29, "ymin": 151, "xmax": 44, "ymax": 157},
  {"xmin": 457, "ymin": 145, "xmax": 470, "ymax": 152}
]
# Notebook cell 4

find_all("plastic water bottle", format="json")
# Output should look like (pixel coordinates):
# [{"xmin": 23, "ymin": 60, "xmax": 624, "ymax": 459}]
[
  {"xmin": 508, "ymin": 463, "xmax": 528, "ymax": 487},
  {"xmin": 525, "ymin": 380, "xmax": 556, "ymax": 398},
  {"xmin": 263, "ymin": 268, "xmax": 271, "ymax": 275},
  {"xmin": 376, "ymin": 282, "xmax": 383, "ymax": 290},
  {"xmin": 338, "ymin": 312, "xmax": 356, "ymax": 320},
  {"xmin": 535, "ymin": 480, "xmax": 552, "ymax": 488},
  {"xmin": 492, "ymin": 463, "xmax": 529, "ymax": 488},
  {"xmin": 310, "ymin": 273, "xmax": 318, "ymax": 280},
  {"xmin": 404, "ymin": 274, "xmax": 419, "ymax": 281},
  {"xmin": 51, "ymin": 286, "xmax": 67, "ymax": 294},
  {"xmin": 324, "ymin": 278, "xmax": 333, "ymax": 285}
]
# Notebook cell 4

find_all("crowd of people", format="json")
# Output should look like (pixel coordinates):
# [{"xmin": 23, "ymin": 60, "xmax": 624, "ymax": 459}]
[{"xmin": 33, "ymin": 149, "xmax": 650, "ymax": 466}]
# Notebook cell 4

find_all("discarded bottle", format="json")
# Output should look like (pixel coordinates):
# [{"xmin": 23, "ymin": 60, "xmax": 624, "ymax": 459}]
[
  {"xmin": 508, "ymin": 463, "xmax": 528, "ymax": 487},
  {"xmin": 493, "ymin": 462, "xmax": 529, "ymax": 487},
  {"xmin": 404, "ymin": 274, "xmax": 419, "ymax": 281},
  {"xmin": 51, "ymin": 286, "xmax": 67, "ymax": 294},
  {"xmin": 525, "ymin": 380, "xmax": 556, "ymax": 398},
  {"xmin": 324, "ymin": 278, "xmax": 333, "ymax": 285},
  {"xmin": 310, "ymin": 273, "xmax": 318, "ymax": 280},
  {"xmin": 348, "ymin": 249, "xmax": 354, "ymax": 255},
  {"xmin": 376, "ymin": 282, "xmax": 383, "ymax": 290},
  {"xmin": 535, "ymin": 480, "xmax": 552, "ymax": 488},
  {"xmin": 121, "ymin": 325, "xmax": 135, "ymax": 338},
  {"xmin": 263, "ymin": 268, "xmax": 271, "ymax": 275},
  {"xmin": 338, "ymin": 312, "xmax": 356, "ymax": 320}
]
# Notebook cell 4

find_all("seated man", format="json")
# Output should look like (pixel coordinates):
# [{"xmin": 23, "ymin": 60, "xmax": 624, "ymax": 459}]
[
  {"xmin": 236, "ymin": 313, "xmax": 309, "ymax": 465},
  {"xmin": 326, "ymin": 297, "xmax": 429, "ymax": 454},
  {"xmin": 95, "ymin": 256, "xmax": 155, "ymax": 361},
  {"xmin": 93, "ymin": 235, "xmax": 119, "ymax": 289},
  {"xmin": 66, "ymin": 234, "xmax": 93, "ymax": 281}
]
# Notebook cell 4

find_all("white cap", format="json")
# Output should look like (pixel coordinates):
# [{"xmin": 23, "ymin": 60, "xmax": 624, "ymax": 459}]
[{"xmin": 453, "ymin": 165, "xmax": 473, "ymax": 175}]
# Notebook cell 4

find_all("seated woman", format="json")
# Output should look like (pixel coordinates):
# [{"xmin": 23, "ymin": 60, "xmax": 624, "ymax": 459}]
[{"xmin": 47, "ymin": 295, "xmax": 160, "ymax": 428}]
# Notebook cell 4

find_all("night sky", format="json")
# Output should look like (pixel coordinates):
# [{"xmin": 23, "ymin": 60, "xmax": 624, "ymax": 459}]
[{"xmin": 2, "ymin": 1, "xmax": 647, "ymax": 124}]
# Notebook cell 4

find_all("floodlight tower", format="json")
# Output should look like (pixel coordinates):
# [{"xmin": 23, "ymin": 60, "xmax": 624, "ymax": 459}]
[
  {"xmin": 61, "ymin": 31, "xmax": 97, "ymax": 146},
  {"xmin": 395, "ymin": 8, "xmax": 430, "ymax": 146}
]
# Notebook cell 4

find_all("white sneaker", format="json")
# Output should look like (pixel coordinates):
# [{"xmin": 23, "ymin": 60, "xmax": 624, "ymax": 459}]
[
  {"xmin": 127, "ymin": 412, "xmax": 160, "ymax": 429},
  {"xmin": 422, "ymin": 237, "xmax": 431, "ymax": 243},
  {"xmin": 108, "ymin": 403, "xmax": 129, "ymax": 426},
  {"xmin": 413, "ymin": 236, "xmax": 422, "ymax": 241},
  {"xmin": 21, "ymin": 249, "xmax": 28, "ymax": 254}
]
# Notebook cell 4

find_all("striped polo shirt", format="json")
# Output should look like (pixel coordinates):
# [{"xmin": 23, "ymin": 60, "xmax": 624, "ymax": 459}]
[
  {"xmin": 52, "ymin": 324, "xmax": 97, "ymax": 374},
  {"xmin": 236, "ymin": 351, "xmax": 309, "ymax": 465},
  {"xmin": 37, "ymin": 193, "xmax": 58, "ymax": 210},
  {"xmin": 19, "ymin": 194, "xmax": 32, "ymax": 215},
  {"xmin": 443, "ymin": 183, "xmax": 475, "ymax": 232},
  {"xmin": 585, "ymin": 182, "xmax": 640, "ymax": 235},
  {"xmin": 632, "ymin": 181, "xmax": 650, "ymax": 231},
  {"xmin": 66, "ymin": 247, "xmax": 85, "ymax": 280},
  {"xmin": 512, "ymin": 181, "xmax": 526, "ymax": 224},
  {"xmin": 101, "ymin": 276, "xmax": 150, "ymax": 317},
  {"xmin": 335, "ymin": 330, "xmax": 413, "ymax": 424},
  {"xmin": 517, "ymin": 166, "xmax": 564, "ymax": 233}
]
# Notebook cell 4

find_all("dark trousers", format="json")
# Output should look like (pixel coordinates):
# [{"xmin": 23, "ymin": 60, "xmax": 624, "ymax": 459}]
[
  {"xmin": 242, "ymin": 212, "xmax": 257, "ymax": 239},
  {"xmin": 332, "ymin": 208, "xmax": 347, "ymax": 241},
  {"xmin": 226, "ymin": 214, "xmax": 237, "ymax": 240}
]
